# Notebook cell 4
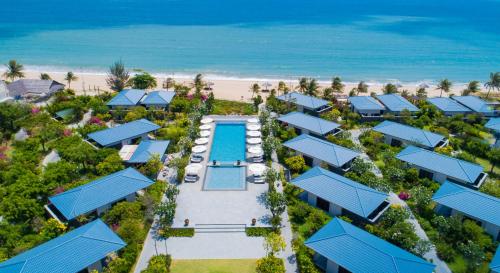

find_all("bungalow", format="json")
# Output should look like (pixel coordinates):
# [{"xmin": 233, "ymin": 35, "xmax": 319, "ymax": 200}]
[
  {"xmin": 7, "ymin": 79, "xmax": 64, "ymax": 100},
  {"xmin": 141, "ymin": 90, "xmax": 176, "ymax": 109},
  {"xmin": 396, "ymin": 146, "xmax": 487, "ymax": 189},
  {"xmin": 433, "ymin": 182, "xmax": 500, "ymax": 240},
  {"xmin": 46, "ymin": 168, "xmax": 154, "ymax": 222},
  {"xmin": 119, "ymin": 140, "xmax": 170, "ymax": 164},
  {"xmin": 87, "ymin": 118, "xmax": 160, "ymax": 147},
  {"xmin": 373, "ymin": 120, "xmax": 448, "ymax": 149},
  {"xmin": 491, "ymin": 246, "xmax": 500, "ymax": 273},
  {"xmin": 106, "ymin": 89, "xmax": 146, "ymax": 109},
  {"xmin": 305, "ymin": 218, "xmax": 435, "ymax": 273},
  {"xmin": 451, "ymin": 95, "xmax": 498, "ymax": 117},
  {"xmin": 292, "ymin": 167, "xmax": 390, "ymax": 222},
  {"xmin": 485, "ymin": 118, "xmax": 500, "ymax": 147},
  {"xmin": 376, "ymin": 94, "xmax": 419, "ymax": 115},
  {"xmin": 277, "ymin": 111, "xmax": 342, "ymax": 138},
  {"xmin": 283, "ymin": 134, "xmax": 360, "ymax": 173},
  {"xmin": 0, "ymin": 219, "xmax": 125, "ymax": 273},
  {"xmin": 426, "ymin": 97, "xmax": 472, "ymax": 116},
  {"xmin": 348, "ymin": 96, "xmax": 386, "ymax": 117},
  {"xmin": 277, "ymin": 92, "xmax": 331, "ymax": 116}
]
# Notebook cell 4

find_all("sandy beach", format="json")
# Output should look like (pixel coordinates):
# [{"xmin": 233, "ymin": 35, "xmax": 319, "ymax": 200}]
[{"xmin": 18, "ymin": 70, "xmax": 473, "ymax": 102}]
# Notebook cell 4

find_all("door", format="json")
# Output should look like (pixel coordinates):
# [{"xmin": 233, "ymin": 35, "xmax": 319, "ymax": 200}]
[{"xmin": 316, "ymin": 197, "xmax": 330, "ymax": 212}]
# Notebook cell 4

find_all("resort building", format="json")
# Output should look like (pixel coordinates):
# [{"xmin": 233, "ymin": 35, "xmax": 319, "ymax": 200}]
[
  {"xmin": 292, "ymin": 167, "xmax": 390, "ymax": 222},
  {"xmin": 491, "ymin": 246, "xmax": 500, "ymax": 273},
  {"xmin": 277, "ymin": 111, "xmax": 342, "ymax": 138},
  {"xmin": 426, "ymin": 97, "xmax": 472, "ymax": 116},
  {"xmin": 348, "ymin": 96, "xmax": 386, "ymax": 117},
  {"xmin": 106, "ymin": 89, "xmax": 146, "ymax": 109},
  {"xmin": 376, "ymin": 94, "xmax": 419, "ymax": 115},
  {"xmin": 305, "ymin": 218, "xmax": 436, "ymax": 273},
  {"xmin": 283, "ymin": 134, "xmax": 360, "ymax": 173},
  {"xmin": 0, "ymin": 219, "xmax": 126, "ymax": 273},
  {"xmin": 396, "ymin": 146, "xmax": 487, "ymax": 189},
  {"xmin": 141, "ymin": 90, "xmax": 176, "ymax": 109},
  {"xmin": 7, "ymin": 79, "xmax": 64, "ymax": 100},
  {"xmin": 451, "ymin": 95, "xmax": 498, "ymax": 117},
  {"xmin": 485, "ymin": 118, "xmax": 500, "ymax": 147},
  {"xmin": 433, "ymin": 182, "xmax": 500, "ymax": 240},
  {"xmin": 87, "ymin": 118, "xmax": 160, "ymax": 147},
  {"xmin": 119, "ymin": 140, "xmax": 170, "ymax": 164},
  {"xmin": 277, "ymin": 92, "xmax": 331, "ymax": 116},
  {"xmin": 372, "ymin": 120, "xmax": 448, "ymax": 149},
  {"xmin": 46, "ymin": 168, "xmax": 154, "ymax": 222}
]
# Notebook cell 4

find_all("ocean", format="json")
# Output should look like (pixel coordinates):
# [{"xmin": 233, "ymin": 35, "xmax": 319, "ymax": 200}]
[{"xmin": 0, "ymin": 0, "xmax": 498, "ymax": 83}]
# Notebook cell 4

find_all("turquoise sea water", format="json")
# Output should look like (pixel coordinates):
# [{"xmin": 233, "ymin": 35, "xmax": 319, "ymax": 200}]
[
  {"xmin": 0, "ymin": 0, "xmax": 499, "ymax": 82},
  {"xmin": 209, "ymin": 123, "xmax": 246, "ymax": 162}
]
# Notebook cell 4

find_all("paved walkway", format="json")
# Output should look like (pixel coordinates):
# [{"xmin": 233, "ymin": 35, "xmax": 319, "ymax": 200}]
[{"xmin": 68, "ymin": 110, "xmax": 92, "ymax": 129}]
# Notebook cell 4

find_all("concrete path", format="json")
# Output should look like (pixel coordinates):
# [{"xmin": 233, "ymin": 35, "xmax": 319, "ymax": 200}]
[{"xmin": 68, "ymin": 110, "xmax": 92, "ymax": 129}]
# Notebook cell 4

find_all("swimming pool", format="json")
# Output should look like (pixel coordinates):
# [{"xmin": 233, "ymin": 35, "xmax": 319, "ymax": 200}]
[
  {"xmin": 204, "ymin": 166, "xmax": 247, "ymax": 190},
  {"xmin": 209, "ymin": 123, "xmax": 246, "ymax": 162}
]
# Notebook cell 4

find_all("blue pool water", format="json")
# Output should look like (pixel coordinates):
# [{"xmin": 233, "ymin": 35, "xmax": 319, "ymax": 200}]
[
  {"xmin": 209, "ymin": 123, "xmax": 246, "ymax": 162},
  {"xmin": 204, "ymin": 166, "xmax": 246, "ymax": 190}
]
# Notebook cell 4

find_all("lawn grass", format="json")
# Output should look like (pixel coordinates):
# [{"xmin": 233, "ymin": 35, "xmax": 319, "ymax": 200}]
[
  {"xmin": 171, "ymin": 259, "xmax": 257, "ymax": 273},
  {"xmin": 211, "ymin": 99, "xmax": 256, "ymax": 115},
  {"xmin": 474, "ymin": 157, "xmax": 500, "ymax": 176}
]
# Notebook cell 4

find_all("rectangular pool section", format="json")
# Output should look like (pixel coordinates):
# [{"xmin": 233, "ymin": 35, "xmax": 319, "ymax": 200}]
[
  {"xmin": 204, "ymin": 166, "xmax": 247, "ymax": 190},
  {"xmin": 209, "ymin": 123, "xmax": 246, "ymax": 162}
]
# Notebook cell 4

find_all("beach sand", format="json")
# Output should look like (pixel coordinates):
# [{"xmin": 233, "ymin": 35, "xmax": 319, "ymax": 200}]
[{"xmin": 19, "ymin": 70, "xmax": 471, "ymax": 102}]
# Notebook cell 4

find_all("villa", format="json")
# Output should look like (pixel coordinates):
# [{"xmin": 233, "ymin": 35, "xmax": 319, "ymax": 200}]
[
  {"xmin": 373, "ymin": 120, "xmax": 448, "ymax": 149},
  {"xmin": 277, "ymin": 92, "xmax": 331, "ymax": 116},
  {"xmin": 305, "ymin": 218, "xmax": 436, "ymax": 273},
  {"xmin": 396, "ymin": 146, "xmax": 487, "ymax": 189},
  {"xmin": 0, "ymin": 219, "xmax": 126, "ymax": 273},
  {"xmin": 106, "ymin": 89, "xmax": 146, "ymax": 109},
  {"xmin": 283, "ymin": 134, "xmax": 360, "ymax": 173},
  {"xmin": 376, "ymin": 94, "xmax": 419, "ymax": 115},
  {"xmin": 485, "ymin": 117, "xmax": 500, "ymax": 147},
  {"xmin": 87, "ymin": 118, "xmax": 160, "ymax": 147},
  {"xmin": 46, "ymin": 168, "xmax": 154, "ymax": 222},
  {"xmin": 491, "ymin": 246, "xmax": 500, "ymax": 273},
  {"xmin": 277, "ymin": 111, "xmax": 342, "ymax": 138},
  {"xmin": 348, "ymin": 96, "xmax": 386, "ymax": 117},
  {"xmin": 141, "ymin": 90, "xmax": 176, "ymax": 109},
  {"xmin": 451, "ymin": 95, "xmax": 498, "ymax": 117},
  {"xmin": 7, "ymin": 79, "xmax": 64, "ymax": 100},
  {"xmin": 433, "ymin": 182, "xmax": 500, "ymax": 240},
  {"xmin": 426, "ymin": 97, "xmax": 472, "ymax": 116},
  {"xmin": 119, "ymin": 140, "xmax": 170, "ymax": 164},
  {"xmin": 292, "ymin": 167, "xmax": 390, "ymax": 222}
]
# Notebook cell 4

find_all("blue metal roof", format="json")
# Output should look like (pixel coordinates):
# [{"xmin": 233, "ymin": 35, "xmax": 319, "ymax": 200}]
[
  {"xmin": 451, "ymin": 96, "xmax": 495, "ymax": 115},
  {"xmin": 396, "ymin": 146, "xmax": 484, "ymax": 185},
  {"xmin": 276, "ymin": 92, "xmax": 330, "ymax": 110},
  {"xmin": 283, "ymin": 134, "xmax": 360, "ymax": 167},
  {"xmin": 485, "ymin": 118, "xmax": 500, "ymax": 133},
  {"xmin": 491, "ymin": 246, "xmax": 500, "ymax": 273},
  {"xmin": 305, "ymin": 218, "xmax": 435, "ymax": 273},
  {"xmin": 128, "ymin": 140, "xmax": 170, "ymax": 163},
  {"xmin": 376, "ymin": 94, "xmax": 419, "ymax": 112},
  {"xmin": 106, "ymin": 89, "xmax": 145, "ymax": 106},
  {"xmin": 142, "ymin": 91, "xmax": 175, "ymax": 105},
  {"xmin": 348, "ymin": 96, "xmax": 385, "ymax": 111},
  {"xmin": 292, "ymin": 167, "xmax": 388, "ymax": 218},
  {"xmin": 277, "ymin": 112, "xmax": 340, "ymax": 135},
  {"xmin": 433, "ymin": 182, "xmax": 500, "ymax": 226},
  {"xmin": 0, "ymin": 219, "xmax": 125, "ymax": 273},
  {"xmin": 426, "ymin": 97, "xmax": 471, "ymax": 113},
  {"xmin": 373, "ymin": 120, "xmax": 445, "ymax": 149},
  {"xmin": 88, "ymin": 119, "xmax": 160, "ymax": 147},
  {"xmin": 49, "ymin": 168, "xmax": 154, "ymax": 220}
]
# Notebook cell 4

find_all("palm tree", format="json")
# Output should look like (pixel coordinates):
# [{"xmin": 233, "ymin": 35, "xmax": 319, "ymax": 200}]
[
  {"xmin": 40, "ymin": 73, "xmax": 51, "ymax": 80},
  {"xmin": 484, "ymin": 72, "xmax": 500, "ymax": 98},
  {"xmin": 106, "ymin": 60, "xmax": 130, "ymax": 92},
  {"xmin": 277, "ymin": 81, "xmax": 289, "ymax": 96},
  {"xmin": 462, "ymin": 80, "xmax": 480, "ymax": 96},
  {"xmin": 355, "ymin": 81, "xmax": 368, "ymax": 95},
  {"xmin": 436, "ymin": 79, "xmax": 452, "ymax": 97},
  {"xmin": 193, "ymin": 73, "xmax": 204, "ymax": 94},
  {"xmin": 64, "ymin": 72, "xmax": 78, "ymax": 89},
  {"xmin": 3, "ymin": 60, "xmax": 24, "ymax": 81},
  {"xmin": 382, "ymin": 83, "xmax": 398, "ymax": 94},
  {"xmin": 163, "ymin": 77, "xmax": 175, "ymax": 91},
  {"xmin": 298, "ymin": 77, "xmax": 308, "ymax": 93},
  {"xmin": 305, "ymin": 79, "xmax": 319, "ymax": 97},
  {"xmin": 331, "ymin": 76, "xmax": 344, "ymax": 93},
  {"xmin": 250, "ymin": 83, "xmax": 260, "ymax": 98}
]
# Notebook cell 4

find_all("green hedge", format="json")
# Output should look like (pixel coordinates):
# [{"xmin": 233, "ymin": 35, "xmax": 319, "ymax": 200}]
[
  {"xmin": 164, "ymin": 228, "xmax": 195, "ymax": 237},
  {"xmin": 246, "ymin": 227, "xmax": 275, "ymax": 237}
]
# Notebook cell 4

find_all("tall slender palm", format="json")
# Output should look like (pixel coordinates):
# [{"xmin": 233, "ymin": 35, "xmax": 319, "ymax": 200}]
[
  {"xmin": 331, "ymin": 76, "xmax": 344, "ymax": 93},
  {"xmin": 3, "ymin": 60, "xmax": 25, "ymax": 81},
  {"xmin": 106, "ymin": 60, "xmax": 130, "ymax": 92},
  {"xmin": 250, "ymin": 83, "xmax": 260, "ymax": 98},
  {"xmin": 356, "ymin": 81, "xmax": 368, "ymax": 95},
  {"xmin": 40, "ymin": 73, "xmax": 51, "ymax": 80},
  {"xmin": 484, "ymin": 72, "xmax": 500, "ymax": 98},
  {"xmin": 277, "ymin": 81, "xmax": 288, "ymax": 96},
  {"xmin": 305, "ymin": 78, "xmax": 319, "ymax": 97},
  {"xmin": 436, "ymin": 79, "xmax": 452, "ymax": 97},
  {"xmin": 64, "ymin": 71, "xmax": 78, "ymax": 89},
  {"xmin": 193, "ymin": 73, "xmax": 204, "ymax": 94},
  {"xmin": 462, "ymin": 80, "xmax": 480, "ymax": 96},
  {"xmin": 298, "ymin": 77, "xmax": 308, "ymax": 93}
]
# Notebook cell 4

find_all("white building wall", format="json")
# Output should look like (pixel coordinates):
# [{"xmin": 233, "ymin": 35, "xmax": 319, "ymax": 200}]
[
  {"xmin": 126, "ymin": 193, "xmax": 136, "ymax": 202},
  {"xmin": 297, "ymin": 105, "xmax": 304, "ymax": 112},
  {"xmin": 312, "ymin": 158, "xmax": 322, "ymax": 167},
  {"xmin": 329, "ymin": 203, "xmax": 342, "ymax": 216},
  {"xmin": 326, "ymin": 260, "xmax": 340, "ymax": 273},
  {"xmin": 482, "ymin": 222, "xmax": 500, "ymax": 240},
  {"xmin": 96, "ymin": 203, "xmax": 112, "ymax": 215},
  {"xmin": 307, "ymin": 192, "xmax": 317, "ymax": 206}
]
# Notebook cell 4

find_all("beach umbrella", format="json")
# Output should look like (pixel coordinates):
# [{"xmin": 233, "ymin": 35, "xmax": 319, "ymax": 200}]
[
  {"xmin": 247, "ymin": 118, "xmax": 259, "ymax": 124},
  {"xmin": 248, "ymin": 146, "xmax": 263, "ymax": 155},
  {"xmin": 201, "ymin": 117, "xmax": 213, "ymax": 124},
  {"xmin": 247, "ymin": 138, "xmax": 262, "ymax": 145},
  {"xmin": 192, "ymin": 145, "xmax": 207, "ymax": 153},
  {"xmin": 249, "ymin": 163, "xmax": 266, "ymax": 176},
  {"xmin": 262, "ymin": 82, "xmax": 272, "ymax": 91},
  {"xmin": 195, "ymin": 138, "xmax": 209, "ymax": 145},
  {"xmin": 247, "ymin": 124, "xmax": 261, "ymax": 131},
  {"xmin": 185, "ymin": 163, "xmax": 203, "ymax": 175},
  {"xmin": 418, "ymin": 83, "xmax": 430, "ymax": 89},
  {"xmin": 200, "ymin": 130, "xmax": 210, "ymax": 137},
  {"xmin": 247, "ymin": 131, "xmax": 261, "ymax": 138},
  {"xmin": 199, "ymin": 124, "xmax": 211, "ymax": 130}
]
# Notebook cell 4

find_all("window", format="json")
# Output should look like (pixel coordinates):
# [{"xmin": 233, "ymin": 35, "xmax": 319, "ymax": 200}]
[
  {"xmin": 391, "ymin": 138, "xmax": 403, "ymax": 147},
  {"xmin": 316, "ymin": 197, "xmax": 330, "ymax": 212},
  {"xmin": 419, "ymin": 169, "xmax": 433, "ymax": 180}
]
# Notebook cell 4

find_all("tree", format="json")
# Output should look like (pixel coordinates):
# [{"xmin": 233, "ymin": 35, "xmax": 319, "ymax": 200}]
[
  {"xmin": 458, "ymin": 241, "xmax": 484, "ymax": 272},
  {"xmin": 298, "ymin": 77, "xmax": 308, "ymax": 93},
  {"xmin": 140, "ymin": 154, "xmax": 163, "ymax": 178},
  {"xmin": 382, "ymin": 83, "xmax": 398, "ymax": 94},
  {"xmin": 131, "ymin": 72, "xmax": 157, "ymax": 89},
  {"xmin": 124, "ymin": 106, "xmax": 148, "ymax": 122},
  {"xmin": 284, "ymin": 155, "xmax": 305, "ymax": 173},
  {"xmin": 106, "ymin": 60, "xmax": 130, "ymax": 92},
  {"xmin": 256, "ymin": 256, "xmax": 285, "ymax": 273},
  {"xmin": 193, "ymin": 73, "xmax": 204, "ymax": 95},
  {"xmin": 331, "ymin": 76, "xmax": 344, "ymax": 93},
  {"xmin": 322, "ymin": 87, "xmax": 334, "ymax": 100},
  {"xmin": 163, "ymin": 77, "xmax": 175, "ymax": 91},
  {"xmin": 40, "ymin": 73, "xmax": 51, "ymax": 80},
  {"xmin": 250, "ymin": 83, "xmax": 260, "ymax": 98},
  {"xmin": 409, "ymin": 186, "xmax": 433, "ymax": 214},
  {"xmin": 355, "ymin": 81, "xmax": 368, "ymax": 95},
  {"xmin": 252, "ymin": 95, "xmax": 263, "ymax": 110},
  {"xmin": 64, "ymin": 71, "xmax": 78, "ymax": 89},
  {"xmin": 263, "ymin": 191, "xmax": 287, "ymax": 228},
  {"xmin": 484, "ymin": 72, "xmax": 500, "ymax": 98},
  {"xmin": 416, "ymin": 87, "xmax": 427, "ymax": 99},
  {"xmin": 141, "ymin": 255, "xmax": 171, "ymax": 273},
  {"xmin": 263, "ymin": 233, "xmax": 286, "ymax": 257},
  {"xmin": 3, "ymin": 60, "xmax": 24, "ymax": 81},
  {"xmin": 436, "ymin": 79, "xmax": 452, "ymax": 97},
  {"xmin": 487, "ymin": 148, "xmax": 500, "ymax": 174},
  {"xmin": 277, "ymin": 81, "xmax": 289, "ymax": 95},
  {"xmin": 96, "ymin": 153, "xmax": 125, "ymax": 175},
  {"xmin": 462, "ymin": 80, "xmax": 480, "ymax": 96},
  {"xmin": 305, "ymin": 78, "xmax": 319, "ymax": 97}
]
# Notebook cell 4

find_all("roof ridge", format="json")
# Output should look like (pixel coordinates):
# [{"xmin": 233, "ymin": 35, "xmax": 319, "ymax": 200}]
[
  {"xmin": 455, "ymin": 159, "xmax": 475, "ymax": 183},
  {"xmin": 353, "ymin": 186, "xmax": 367, "ymax": 217}
]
